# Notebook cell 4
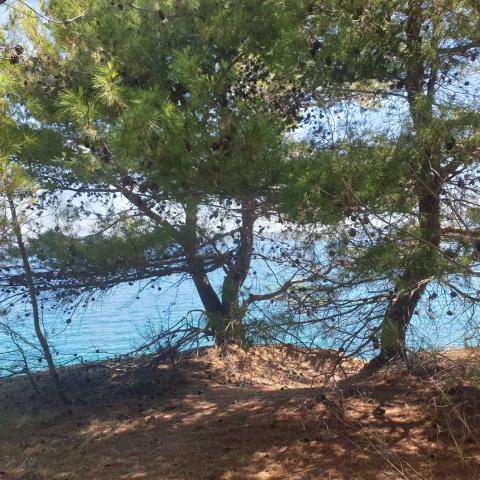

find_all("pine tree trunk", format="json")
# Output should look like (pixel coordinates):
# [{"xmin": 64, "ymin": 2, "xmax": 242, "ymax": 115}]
[
  {"xmin": 377, "ymin": 282, "xmax": 426, "ymax": 361},
  {"xmin": 218, "ymin": 198, "xmax": 255, "ymax": 344},
  {"xmin": 374, "ymin": 180, "xmax": 441, "ymax": 366},
  {"xmin": 183, "ymin": 198, "xmax": 255, "ymax": 346},
  {"xmin": 8, "ymin": 195, "xmax": 69, "ymax": 404},
  {"xmin": 371, "ymin": 1, "xmax": 442, "ymax": 368},
  {"xmin": 183, "ymin": 200, "xmax": 234, "ymax": 345}
]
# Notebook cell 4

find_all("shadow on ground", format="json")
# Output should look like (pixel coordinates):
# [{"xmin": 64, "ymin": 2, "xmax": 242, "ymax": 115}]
[{"xmin": 0, "ymin": 347, "xmax": 479, "ymax": 480}]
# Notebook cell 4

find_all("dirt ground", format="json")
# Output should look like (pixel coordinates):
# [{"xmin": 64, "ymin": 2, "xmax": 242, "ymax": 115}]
[{"xmin": 0, "ymin": 346, "xmax": 479, "ymax": 480}]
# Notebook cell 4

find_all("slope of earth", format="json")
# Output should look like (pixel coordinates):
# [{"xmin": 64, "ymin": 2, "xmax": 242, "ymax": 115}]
[{"xmin": 0, "ymin": 346, "xmax": 479, "ymax": 480}]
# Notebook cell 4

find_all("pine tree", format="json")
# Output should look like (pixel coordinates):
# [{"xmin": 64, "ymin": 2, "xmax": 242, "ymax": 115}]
[
  {"xmin": 290, "ymin": 0, "xmax": 480, "ymax": 362},
  {"xmin": 3, "ymin": 0, "xmax": 311, "ymax": 345}
]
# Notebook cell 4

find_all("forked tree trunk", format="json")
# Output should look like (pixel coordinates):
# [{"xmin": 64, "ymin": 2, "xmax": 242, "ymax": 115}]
[
  {"xmin": 8, "ymin": 195, "xmax": 69, "ymax": 404},
  {"xmin": 183, "ymin": 198, "xmax": 255, "ymax": 345}
]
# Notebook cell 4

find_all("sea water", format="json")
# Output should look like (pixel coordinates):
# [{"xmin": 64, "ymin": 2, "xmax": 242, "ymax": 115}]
[
  {"xmin": 0, "ymin": 275, "xmax": 203, "ymax": 372},
  {"xmin": 0, "ymin": 263, "xmax": 475, "ymax": 375}
]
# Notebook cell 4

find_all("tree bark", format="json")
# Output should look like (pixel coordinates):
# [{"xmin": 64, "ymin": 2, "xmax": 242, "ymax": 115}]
[
  {"xmin": 183, "ymin": 198, "xmax": 256, "ymax": 345},
  {"xmin": 375, "ymin": 179, "xmax": 441, "ymax": 365},
  {"xmin": 219, "ymin": 198, "xmax": 255, "ymax": 342},
  {"xmin": 8, "ymin": 195, "xmax": 69, "ymax": 404},
  {"xmin": 377, "ymin": 280, "xmax": 427, "ymax": 361},
  {"xmin": 182, "ymin": 200, "xmax": 226, "ymax": 342},
  {"xmin": 375, "ymin": 1, "xmax": 442, "ymax": 365}
]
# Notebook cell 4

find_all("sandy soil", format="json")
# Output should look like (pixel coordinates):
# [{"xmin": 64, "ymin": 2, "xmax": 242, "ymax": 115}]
[{"xmin": 0, "ymin": 346, "xmax": 479, "ymax": 480}]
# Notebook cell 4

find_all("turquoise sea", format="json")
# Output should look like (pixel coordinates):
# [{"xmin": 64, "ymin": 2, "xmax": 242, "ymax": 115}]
[
  {"xmin": 0, "ymin": 263, "xmax": 476, "ymax": 375},
  {"xmin": 0, "ymin": 275, "xmax": 203, "ymax": 372}
]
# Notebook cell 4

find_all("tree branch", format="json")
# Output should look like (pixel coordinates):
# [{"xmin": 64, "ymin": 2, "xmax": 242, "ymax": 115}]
[
  {"xmin": 438, "ymin": 41, "xmax": 480, "ymax": 56},
  {"xmin": 440, "ymin": 227, "xmax": 480, "ymax": 238}
]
